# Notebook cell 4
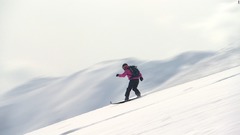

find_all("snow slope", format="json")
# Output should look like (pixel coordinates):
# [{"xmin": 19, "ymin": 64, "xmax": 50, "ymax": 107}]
[
  {"xmin": 26, "ymin": 65, "xmax": 240, "ymax": 135},
  {"xmin": 1, "ymin": 44, "xmax": 240, "ymax": 135},
  {"xmin": 0, "ymin": 51, "xmax": 214, "ymax": 135},
  {"xmin": 161, "ymin": 42, "xmax": 240, "ymax": 89}
]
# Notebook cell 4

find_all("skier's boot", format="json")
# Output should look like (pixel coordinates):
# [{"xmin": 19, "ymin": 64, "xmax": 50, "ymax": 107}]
[{"xmin": 136, "ymin": 91, "xmax": 141, "ymax": 98}]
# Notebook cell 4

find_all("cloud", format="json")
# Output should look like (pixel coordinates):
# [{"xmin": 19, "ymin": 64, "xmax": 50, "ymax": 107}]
[
  {"xmin": 1, "ymin": 0, "xmax": 240, "ymax": 92},
  {"xmin": 189, "ymin": 2, "xmax": 240, "ymax": 46}
]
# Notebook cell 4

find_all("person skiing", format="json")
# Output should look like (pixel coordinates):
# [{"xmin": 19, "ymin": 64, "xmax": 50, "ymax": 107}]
[{"xmin": 116, "ymin": 63, "xmax": 143, "ymax": 101}]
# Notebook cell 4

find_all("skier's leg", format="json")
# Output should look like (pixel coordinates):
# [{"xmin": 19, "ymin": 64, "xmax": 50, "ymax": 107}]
[
  {"xmin": 133, "ymin": 88, "xmax": 141, "ymax": 97},
  {"xmin": 125, "ymin": 80, "xmax": 134, "ymax": 101},
  {"xmin": 132, "ymin": 79, "xmax": 141, "ymax": 97},
  {"xmin": 125, "ymin": 89, "xmax": 131, "ymax": 101}
]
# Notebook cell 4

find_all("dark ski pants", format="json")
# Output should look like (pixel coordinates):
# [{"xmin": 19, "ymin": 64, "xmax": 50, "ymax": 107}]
[{"xmin": 125, "ymin": 79, "xmax": 141, "ymax": 100}]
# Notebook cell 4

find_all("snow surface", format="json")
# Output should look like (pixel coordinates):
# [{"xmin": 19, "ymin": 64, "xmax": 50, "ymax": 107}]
[
  {"xmin": 160, "ymin": 42, "xmax": 240, "ymax": 89},
  {"xmin": 1, "ymin": 44, "xmax": 240, "ymax": 135},
  {"xmin": 26, "ymin": 65, "xmax": 240, "ymax": 135},
  {"xmin": 0, "ymin": 51, "xmax": 215, "ymax": 135}
]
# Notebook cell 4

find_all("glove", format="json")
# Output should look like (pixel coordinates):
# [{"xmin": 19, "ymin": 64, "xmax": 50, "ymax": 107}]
[
  {"xmin": 116, "ymin": 74, "xmax": 119, "ymax": 77},
  {"xmin": 140, "ymin": 77, "xmax": 143, "ymax": 81}
]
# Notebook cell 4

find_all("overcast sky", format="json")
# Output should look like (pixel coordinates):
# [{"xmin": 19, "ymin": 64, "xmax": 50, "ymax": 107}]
[{"xmin": 1, "ymin": 0, "xmax": 240, "ymax": 93}]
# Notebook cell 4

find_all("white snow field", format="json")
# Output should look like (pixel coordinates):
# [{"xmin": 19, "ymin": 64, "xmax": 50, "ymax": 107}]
[
  {"xmin": 0, "ymin": 51, "xmax": 215, "ymax": 135},
  {"xmin": 26, "ymin": 66, "xmax": 240, "ymax": 135},
  {"xmin": 1, "ymin": 43, "xmax": 240, "ymax": 135}
]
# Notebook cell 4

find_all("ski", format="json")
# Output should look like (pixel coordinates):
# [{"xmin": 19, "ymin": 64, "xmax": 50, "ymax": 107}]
[{"xmin": 110, "ymin": 97, "xmax": 140, "ymax": 104}]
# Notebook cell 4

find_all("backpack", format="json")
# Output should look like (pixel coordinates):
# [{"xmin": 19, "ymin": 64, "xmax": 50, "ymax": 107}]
[{"xmin": 129, "ymin": 66, "xmax": 140, "ymax": 78}]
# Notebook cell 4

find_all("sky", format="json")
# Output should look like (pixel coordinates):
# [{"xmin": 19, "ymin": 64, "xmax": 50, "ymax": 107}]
[{"xmin": 1, "ymin": 0, "xmax": 240, "ymax": 93}]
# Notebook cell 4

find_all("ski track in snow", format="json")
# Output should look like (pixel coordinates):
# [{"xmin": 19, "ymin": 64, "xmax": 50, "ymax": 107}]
[{"xmin": 26, "ymin": 66, "xmax": 240, "ymax": 135}]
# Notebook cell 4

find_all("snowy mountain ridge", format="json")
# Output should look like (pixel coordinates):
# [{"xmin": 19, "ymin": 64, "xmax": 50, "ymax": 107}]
[
  {"xmin": 1, "ymin": 45, "xmax": 240, "ymax": 135},
  {"xmin": 160, "ymin": 43, "xmax": 240, "ymax": 89},
  {"xmin": 27, "ymin": 65, "xmax": 240, "ymax": 135}
]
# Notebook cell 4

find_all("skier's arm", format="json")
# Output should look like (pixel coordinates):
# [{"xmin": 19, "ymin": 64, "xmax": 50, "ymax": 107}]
[
  {"xmin": 139, "ymin": 72, "xmax": 143, "ymax": 78},
  {"xmin": 117, "ymin": 71, "xmax": 128, "ymax": 77},
  {"xmin": 139, "ymin": 71, "xmax": 143, "ymax": 81}
]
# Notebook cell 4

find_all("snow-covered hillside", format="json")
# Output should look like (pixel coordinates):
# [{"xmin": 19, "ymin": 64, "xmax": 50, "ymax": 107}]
[
  {"xmin": 160, "ymin": 42, "xmax": 240, "ymax": 89},
  {"xmin": 26, "ymin": 65, "xmax": 240, "ymax": 135},
  {"xmin": 0, "ymin": 51, "xmax": 214, "ymax": 135},
  {"xmin": 1, "ymin": 44, "xmax": 240, "ymax": 135}
]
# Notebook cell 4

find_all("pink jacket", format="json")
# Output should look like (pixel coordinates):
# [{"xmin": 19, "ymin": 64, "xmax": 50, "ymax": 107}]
[{"xmin": 118, "ymin": 68, "xmax": 142, "ymax": 80}]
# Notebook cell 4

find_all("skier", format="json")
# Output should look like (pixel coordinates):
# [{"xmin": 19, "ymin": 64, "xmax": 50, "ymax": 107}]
[{"xmin": 116, "ymin": 63, "xmax": 143, "ymax": 101}]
